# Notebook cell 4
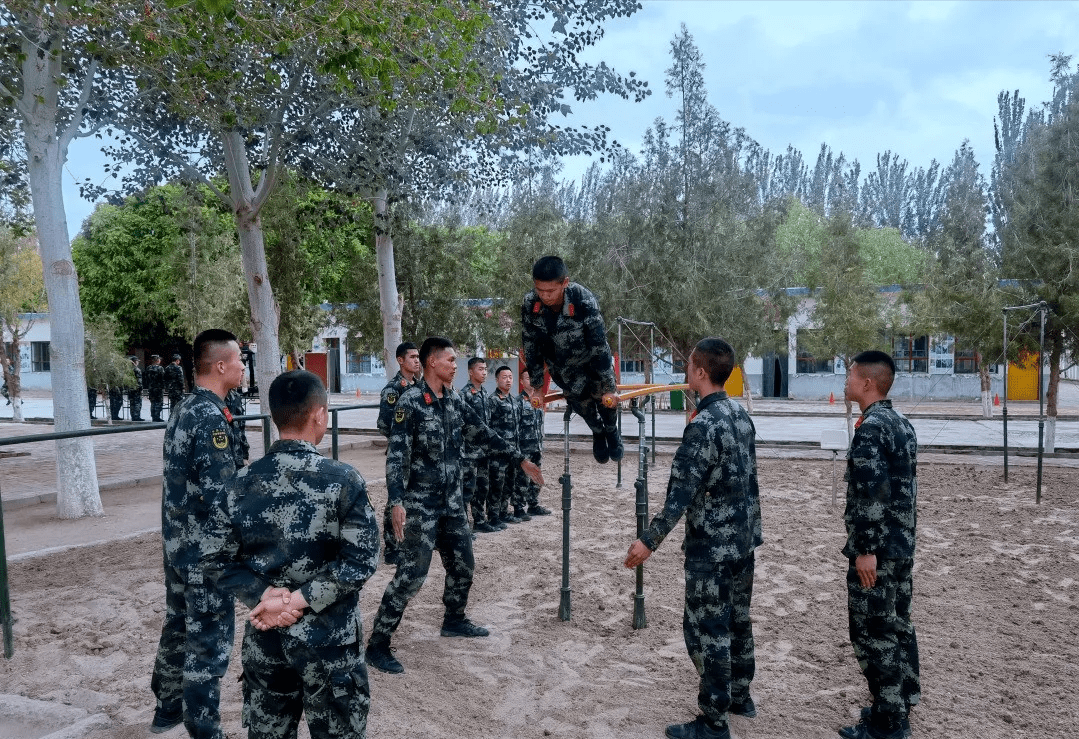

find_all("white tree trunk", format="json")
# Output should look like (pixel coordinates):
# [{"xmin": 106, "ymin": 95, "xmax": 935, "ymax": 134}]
[
  {"xmin": 21, "ymin": 29, "xmax": 102, "ymax": 518},
  {"xmin": 740, "ymin": 360, "xmax": 753, "ymax": 413},
  {"xmin": 221, "ymin": 132, "xmax": 281, "ymax": 434},
  {"xmin": 1, "ymin": 329, "xmax": 25, "ymax": 423},
  {"xmin": 979, "ymin": 363, "xmax": 993, "ymax": 419},
  {"xmin": 374, "ymin": 189, "xmax": 403, "ymax": 378},
  {"xmin": 1044, "ymin": 416, "xmax": 1056, "ymax": 454}
]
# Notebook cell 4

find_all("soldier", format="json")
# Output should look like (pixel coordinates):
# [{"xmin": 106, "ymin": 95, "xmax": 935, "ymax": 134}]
[
  {"xmin": 364, "ymin": 337, "xmax": 543, "ymax": 675},
  {"xmin": 202, "ymin": 370, "xmax": 379, "ymax": 739},
  {"xmin": 624, "ymin": 338, "xmax": 761, "ymax": 739},
  {"xmin": 127, "ymin": 355, "xmax": 144, "ymax": 421},
  {"xmin": 521, "ymin": 255, "xmax": 623, "ymax": 464},
  {"xmin": 376, "ymin": 341, "xmax": 421, "ymax": 566},
  {"xmin": 109, "ymin": 382, "xmax": 125, "ymax": 421},
  {"xmin": 225, "ymin": 387, "xmax": 251, "ymax": 468},
  {"xmin": 517, "ymin": 369, "xmax": 551, "ymax": 516},
  {"xmin": 87, "ymin": 385, "xmax": 98, "ymax": 419},
  {"xmin": 487, "ymin": 365, "xmax": 525, "ymax": 524},
  {"xmin": 145, "ymin": 354, "xmax": 166, "ymax": 422},
  {"xmin": 164, "ymin": 353, "xmax": 186, "ymax": 413},
  {"xmin": 838, "ymin": 351, "xmax": 920, "ymax": 739},
  {"xmin": 150, "ymin": 329, "xmax": 246, "ymax": 738},
  {"xmin": 461, "ymin": 357, "xmax": 500, "ymax": 533}
]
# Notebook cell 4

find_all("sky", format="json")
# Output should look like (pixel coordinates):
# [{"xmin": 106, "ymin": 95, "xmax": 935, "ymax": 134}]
[{"xmin": 60, "ymin": 0, "xmax": 1079, "ymax": 239}]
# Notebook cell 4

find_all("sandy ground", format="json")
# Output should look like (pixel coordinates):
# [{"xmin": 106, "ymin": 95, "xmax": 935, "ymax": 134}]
[{"xmin": 2, "ymin": 446, "xmax": 1078, "ymax": 739}]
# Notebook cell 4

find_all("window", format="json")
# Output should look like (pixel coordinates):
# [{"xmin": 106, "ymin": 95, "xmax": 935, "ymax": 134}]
[
  {"xmin": 795, "ymin": 331, "xmax": 833, "ymax": 374},
  {"xmin": 620, "ymin": 358, "xmax": 645, "ymax": 374},
  {"xmin": 346, "ymin": 351, "xmax": 371, "ymax": 374},
  {"xmin": 31, "ymin": 341, "xmax": 50, "ymax": 372},
  {"xmin": 954, "ymin": 347, "xmax": 978, "ymax": 374},
  {"xmin": 891, "ymin": 334, "xmax": 928, "ymax": 373}
]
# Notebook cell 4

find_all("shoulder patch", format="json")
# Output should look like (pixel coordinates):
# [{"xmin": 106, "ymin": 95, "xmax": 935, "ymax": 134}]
[
  {"xmin": 567, "ymin": 302, "xmax": 575, "ymax": 317},
  {"xmin": 395, "ymin": 408, "xmax": 407, "ymax": 424},
  {"xmin": 212, "ymin": 429, "xmax": 229, "ymax": 449},
  {"xmin": 386, "ymin": 391, "xmax": 398, "ymax": 406}
]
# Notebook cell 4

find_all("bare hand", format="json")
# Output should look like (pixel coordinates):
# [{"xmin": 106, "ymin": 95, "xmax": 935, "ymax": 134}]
[
  {"xmin": 520, "ymin": 459, "xmax": 544, "ymax": 487},
  {"xmin": 601, "ymin": 392, "xmax": 619, "ymax": 409},
  {"xmin": 855, "ymin": 553, "xmax": 877, "ymax": 588},
  {"xmin": 392, "ymin": 504, "xmax": 406, "ymax": 542},
  {"xmin": 250, "ymin": 588, "xmax": 305, "ymax": 630},
  {"xmin": 624, "ymin": 540, "xmax": 652, "ymax": 568}
]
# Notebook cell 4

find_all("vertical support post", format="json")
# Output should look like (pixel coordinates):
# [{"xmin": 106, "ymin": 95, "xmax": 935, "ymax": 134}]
[
  {"xmin": 1036, "ymin": 302, "xmax": 1046, "ymax": 504},
  {"xmin": 631, "ymin": 398, "xmax": 648, "ymax": 629},
  {"xmin": 831, "ymin": 450, "xmax": 838, "ymax": 510},
  {"xmin": 331, "ymin": 408, "xmax": 340, "ymax": 461},
  {"xmin": 1002, "ymin": 310, "xmax": 1009, "ymax": 483},
  {"xmin": 262, "ymin": 416, "xmax": 272, "ymax": 459},
  {"xmin": 559, "ymin": 407, "xmax": 573, "ymax": 621},
  {"xmin": 616, "ymin": 322, "xmax": 624, "ymax": 489},
  {"xmin": 0, "ymin": 473, "xmax": 13, "ymax": 658}
]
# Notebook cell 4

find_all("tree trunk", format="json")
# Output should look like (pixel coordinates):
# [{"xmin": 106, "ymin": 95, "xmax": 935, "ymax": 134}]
[
  {"xmin": 374, "ymin": 189, "xmax": 403, "ymax": 378},
  {"xmin": 1044, "ymin": 332, "xmax": 1062, "ymax": 454},
  {"xmin": 740, "ymin": 360, "xmax": 753, "ymax": 413},
  {"xmin": 21, "ymin": 31, "xmax": 102, "ymax": 518},
  {"xmin": 979, "ymin": 358, "xmax": 993, "ymax": 419},
  {"xmin": 1, "ymin": 328, "xmax": 24, "ymax": 423},
  {"xmin": 221, "ymin": 132, "xmax": 282, "ymax": 435}
]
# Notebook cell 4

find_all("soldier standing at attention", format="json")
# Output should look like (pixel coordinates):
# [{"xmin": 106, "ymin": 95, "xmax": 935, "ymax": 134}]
[
  {"xmin": 624, "ymin": 337, "xmax": 761, "ymax": 739},
  {"xmin": 838, "ymin": 351, "xmax": 920, "ymax": 739},
  {"xmin": 145, "ymin": 354, "xmax": 166, "ymax": 422},
  {"xmin": 150, "ymin": 329, "xmax": 246, "ymax": 738},
  {"xmin": 225, "ymin": 387, "xmax": 251, "ymax": 468},
  {"xmin": 376, "ymin": 341, "xmax": 421, "ymax": 565},
  {"xmin": 487, "ymin": 365, "xmax": 526, "ymax": 525},
  {"xmin": 521, "ymin": 255, "xmax": 623, "ymax": 464},
  {"xmin": 164, "ymin": 353, "xmax": 186, "ymax": 413},
  {"xmin": 364, "ymin": 337, "xmax": 543, "ymax": 675},
  {"xmin": 517, "ymin": 369, "xmax": 551, "ymax": 516},
  {"xmin": 461, "ymin": 357, "xmax": 500, "ymax": 533},
  {"xmin": 128, "ymin": 355, "xmax": 145, "ymax": 421},
  {"xmin": 202, "ymin": 370, "xmax": 379, "ymax": 739}
]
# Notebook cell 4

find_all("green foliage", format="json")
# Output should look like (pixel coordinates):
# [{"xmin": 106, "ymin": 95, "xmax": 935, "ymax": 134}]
[
  {"xmin": 83, "ymin": 314, "xmax": 136, "ymax": 390},
  {"xmin": 0, "ymin": 225, "xmax": 45, "ymax": 321}
]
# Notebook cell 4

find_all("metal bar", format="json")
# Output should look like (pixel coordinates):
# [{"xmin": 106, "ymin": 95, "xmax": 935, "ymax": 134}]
[
  {"xmin": 631, "ymin": 398, "xmax": 648, "ymax": 630},
  {"xmin": 1037, "ymin": 303, "xmax": 1046, "ymax": 504},
  {"xmin": 1003, "ymin": 310, "xmax": 1009, "ymax": 483},
  {"xmin": 616, "ymin": 321, "xmax": 623, "ymax": 489},
  {"xmin": 0, "ymin": 414, "xmax": 269, "ymax": 447},
  {"xmin": 331, "ymin": 408, "xmax": 340, "ymax": 461},
  {"xmin": 0, "ymin": 472, "xmax": 12, "ymax": 659},
  {"xmin": 559, "ymin": 406, "xmax": 573, "ymax": 621}
]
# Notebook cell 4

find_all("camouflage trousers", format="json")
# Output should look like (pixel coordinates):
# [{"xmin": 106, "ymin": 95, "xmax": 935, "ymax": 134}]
[
  {"xmin": 847, "ymin": 557, "xmax": 921, "ymax": 734},
  {"xmin": 369, "ymin": 511, "xmax": 474, "ymax": 644},
  {"xmin": 488, "ymin": 458, "xmax": 518, "ymax": 518},
  {"xmin": 554, "ymin": 373, "xmax": 617, "ymax": 435},
  {"xmin": 462, "ymin": 458, "xmax": 491, "ymax": 523},
  {"xmin": 241, "ymin": 626, "xmax": 369, "ymax": 739},
  {"xmin": 149, "ymin": 390, "xmax": 164, "ymax": 422},
  {"xmin": 514, "ymin": 451, "xmax": 542, "ymax": 508},
  {"xmin": 128, "ymin": 391, "xmax": 143, "ymax": 420},
  {"xmin": 684, "ymin": 553, "xmax": 756, "ymax": 730},
  {"xmin": 151, "ymin": 565, "xmax": 235, "ymax": 739},
  {"xmin": 109, "ymin": 389, "xmax": 124, "ymax": 420},
  {"xmin": 382, "ymin": 503, "xmax": 399, "ymax": 566}
]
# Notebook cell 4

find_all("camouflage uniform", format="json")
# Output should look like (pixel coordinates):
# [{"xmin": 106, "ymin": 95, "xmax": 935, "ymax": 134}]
[
  {"xmin": 224, "ymin": 388, "xmax": 250, "ymax": 468},
  {"xmin": 151, "ymin": 386, "xmax": 239, "ymax": 739},
  {"xmin": 202, "ymin": 439, "xmax": 379, "ymax": 739},
  {"xmin": 843, "ymin": 399, "xmax": 921, "ymax": 736},
  {"xmin": 638, "ymin": 391, "xmax": 762, "ymax": 734},
  {"xmin": 109, "ymin": 385, "xmax": 124, "ymax": 420},
  {"xmin": 516, "ymin": 390, "xmax": 544, "ymax": 510},
  {"xmin": 521, "ymin": 282, "xmax": 617, "ymax": 436},
  {"xmin": 368, "ymin": 378, "xmax": 524, "ymax": 646},
  {"xmin": 145, "ymin": 362, "xmax": 166, "ymax": 422},
  {"xmin": 377, "ymin": 371, "xmax": 416, "ymax": 565},
  {"xmin": 128, "ymin": 362, "xmax": 144, "ymax": 420},
  {"xmin": 460, "ymin": 380, "xmax": 492, "ymax": 525},
  {"xmin": 486, "ymin": 388, "xmax": 521, "ymax": 521},
  {"xmin": 164, "ymin": 361, "xmax": 186, "ymax": 411}
]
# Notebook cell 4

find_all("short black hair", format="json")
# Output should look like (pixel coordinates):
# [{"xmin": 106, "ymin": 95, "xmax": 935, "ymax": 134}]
[
  {"xmin": 692, "ymin": 337, "xmax": 736, "ymax": 386},
  {"xmin": 532, "ymin": 255, "xmax": 568, "ymax": 282},
  {"xmin": 396, "ymin": 341, "xmax": 417, "ymax": 359},
  {"xmin": 268, "ymin": 370, "xmax": 327, "ymax": 430},
  {"xmin": 468, "ymin": 356, "xmax": 487, "ymax": 369},
  {"xmin": 171, "ymin": 354, "xmax": 182, "ymax": 361},
  {"xmin": 852, "ymin": 350, "xmax": 896, "ymax": 394},
  {"xmin": 494, "ymin": 365, "xmax": 512, "ymax": 378},
  {"xmin": 419, "ymin": 336, "xmax": 454, "ymax": 367},
  {"xmin": 150, "ymin": 354, "xmax": 161, "ymax": 362},
  {"xmin": 193, "ymin": 329, "xmax": 238, "ymax": 376}
]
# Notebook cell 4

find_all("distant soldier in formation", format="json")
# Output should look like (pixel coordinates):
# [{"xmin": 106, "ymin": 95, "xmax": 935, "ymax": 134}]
[
  {"xmin": 625, "ymin": 337, "xmax": 761, "ymax": 739},
  {"xmin": 376, "ymin": 341, "xmax": 421, "ymax": 566},
  {"xmin": 225, "ymin": 387, "xmax": 250, "ymax": 468},
  {"xmin": 145, "ymin": 354, "xmax": 166, "ymax": 422},
  {"xmin": 109, "ymin": 381, "xmax": 125, "ymax": 421},
  {"xmin": 203, "ymin": 370, "xmax": 379, "ymax": 739},
  {"xmin": 87, "ymin": 385, "xmax": 98, "ymax": 419},
  {"xmin": 128, "ymin": 355, "xmax": 144, "ymax": 421},
  {"xmin": 460, "ymin": 357, "xmax": 499, "ymax": 533},
  {"xmin": 516, "ymin": 369, "xmax": 550, "ymax": 517},
  {"xmin": 364, "ymin": 337, "xmax": 543, "ymax": 675},
  {"xmin": 838, "ymin": 351, "xmax": 920, "ymax": 739},
  {"xmin": 487, "ymin": 365, "xmax": 525, "ymax": 524},
  {"xmin": 522, "ymin": 255, "xmax": 623, "ymax": 464},
  {"xmin": 164, "ymin": 354, "xmax": 186, "ymax": 412}
]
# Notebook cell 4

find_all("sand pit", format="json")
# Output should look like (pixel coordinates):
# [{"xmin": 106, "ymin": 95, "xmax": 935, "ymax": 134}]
[{"xmin": 2, "ymin": 451, "xmax": 1077, "ymax": 739}]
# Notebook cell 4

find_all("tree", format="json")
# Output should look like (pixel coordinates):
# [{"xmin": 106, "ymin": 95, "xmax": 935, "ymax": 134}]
[
  {"xmin": 0, "ymin": 224, "xmax": 46, "ymax": 422},
  {"xmin": 83, "ymin": 312, "xmax": 136, "ymax": 425}
]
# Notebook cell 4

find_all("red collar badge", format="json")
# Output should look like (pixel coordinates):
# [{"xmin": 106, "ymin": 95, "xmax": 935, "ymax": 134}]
[{"xmin": 223, "ymin": 408, "xmax": 233, "ymax": 423}]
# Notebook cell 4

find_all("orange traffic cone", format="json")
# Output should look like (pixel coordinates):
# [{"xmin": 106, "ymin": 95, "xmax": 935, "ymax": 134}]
[
  {"xmin": 828, "ymin": 392, "xmax": 835, "ymax": 404},
  {"xmin": 993, "ymin": 393, "xmax": 1000, "ymax": 406}
]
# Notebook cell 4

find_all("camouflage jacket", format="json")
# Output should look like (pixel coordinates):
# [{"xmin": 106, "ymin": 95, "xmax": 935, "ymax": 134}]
[
  {"xmin": 161, "ymin": 386, "xmax": 239, "ymax": 580},
  {"xmin": 459, "ymin": 381, "xmax": 490, "ymax": 460},
  {"xmin": 387, "ymin": 377, "xmax": 523, "ymax": 515},
  {"xmin": 521, "ymin": 282, "xmax": 617, "ymax": 400},
  {"xmin": 843, "ymin": 399, "xmax": 918, "ymax": 560},
  {"xmin": 224, "ymin": 388, "xmax": 250, "ymax": 467},
  {"xmin": 202, "ymin": 440, "xmax": 378, "ymax": 647},
  {"xmin": 130, "ymin": 365, "xmax": 143, "ymax": 392},
  {"xmin": 517, "ymin": 391, "xmax": 544, "ymax": 455},
  {"xmin": 487, "ymin": 389, "xmax": 521, "ymax": 454},
  {"xmin": 639, "ymin": 391, "xmax": 762, "ymax": 568},
  {"xmin": 144, "ymin": 364, "xmax": 164, "ymax": 394},
  {"xmin": 377, "ymin": 371, "xmax": 415, "ymax": 437},
  {"xmin": 163, "ymin": 364, "xmax": 185, "ymax": 396}
]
